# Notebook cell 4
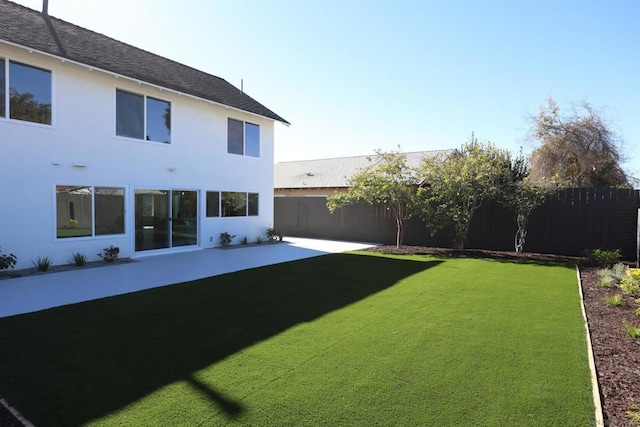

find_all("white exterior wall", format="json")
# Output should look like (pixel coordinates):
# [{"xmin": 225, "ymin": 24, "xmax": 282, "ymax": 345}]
[{"xmin": 0, "ymin": 43, "xmax": 276, "ymax": 269}]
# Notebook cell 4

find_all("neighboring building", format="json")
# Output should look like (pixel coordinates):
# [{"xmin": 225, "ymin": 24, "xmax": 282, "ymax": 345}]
[
  {"xmin": 0, "ymin": 1, "xmax": 288, "ymax": 269},
  {"xmin": 274, "ymin": 150, "xmax": 452, "ymax": 197}
]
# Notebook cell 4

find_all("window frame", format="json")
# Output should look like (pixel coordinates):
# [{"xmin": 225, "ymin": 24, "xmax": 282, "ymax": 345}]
[
  {"xmin": 0, "ymin": 57, "xmax": 54, "ymax": 126},
  {"xmin": 206, "ymin": 191, "xmax": 220, "ymax": 218},
  {"xmin": 221, "ymin": 191, "xmax": 248, "ymax": 217},
  {"xmin": 115, "ymin": 88, "xmax": 171, "ymax": 144},
  {"xmin": 219, "ymin": 191, "xmax": 260, "ymax": 218},
  {"xmin": 248, "ymin": 193, "xmax": 259, "ymax": 216},
  {"xmin": 227, "ymin": 118, "xmax": 260, "ymax": 158},
  {"xmin": 0, "ymin": 57, "xmax": 5, "ymax": 119},
  {"xmin": 55, "ymin": 185, "xmax": 126, "ymax": 240}
]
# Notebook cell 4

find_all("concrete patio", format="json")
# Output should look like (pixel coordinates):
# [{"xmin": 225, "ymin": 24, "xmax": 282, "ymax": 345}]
[{"xmin": 0, "ymin": 238, "xmax": 375, "ymax": 319}]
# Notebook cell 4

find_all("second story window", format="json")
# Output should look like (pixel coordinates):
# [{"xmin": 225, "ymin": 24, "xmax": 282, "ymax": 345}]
[
  {"xmin": 228, "ymin": 118, "xmax": 259, "ymax": 157},
  {"xmin": 1, "ymin": 58, "xmax": 52, "ymax": 125},
  {"xmin": 116, "ymin": 89, "xmax": 171, "ymax": 143}
]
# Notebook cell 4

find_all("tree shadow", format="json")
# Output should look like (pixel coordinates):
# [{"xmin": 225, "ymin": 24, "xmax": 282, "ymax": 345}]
[{"xmin": 0, "ymin": 253, "xmax": 441, "ymax": 425}]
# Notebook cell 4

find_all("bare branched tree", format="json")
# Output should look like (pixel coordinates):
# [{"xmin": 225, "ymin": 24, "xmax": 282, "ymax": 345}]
[{"xmin": 528, "ymin": 97, "xmax": 628, "ymax": 187}]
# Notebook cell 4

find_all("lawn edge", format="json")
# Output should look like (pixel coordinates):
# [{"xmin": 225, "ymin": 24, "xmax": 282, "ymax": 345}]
[
  {"xmin": 575, "ymin": 265, "xmax": 604, "ymax": 427},
  {"xmin": 0, "ymin": 396, "xmax": 33, "ymax": 427}
]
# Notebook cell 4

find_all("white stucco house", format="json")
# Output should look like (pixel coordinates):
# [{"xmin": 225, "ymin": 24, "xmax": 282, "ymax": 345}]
[{"xmin": 0, "ymin": 1, "xmax": 289, "ymax": 269}]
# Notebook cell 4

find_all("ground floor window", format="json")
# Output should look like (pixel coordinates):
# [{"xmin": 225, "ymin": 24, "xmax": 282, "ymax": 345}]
[
  {"xmin": 221, "ymin": 192, "xmax": 247, "ymax": 217},
  {"xmin": 206, "ymin": 191, "xmax": 220, "ymax": 217},
  {"xmin": 248, "ymin": 193, "xmax": 259, "ymax": 216},
  {"xmin": 220, "ymin": 192, "xmax": 259, "ymax": 217},
  {"xmin": 56, "ymin": 186, "xmax": 125, "ymax": 238}
]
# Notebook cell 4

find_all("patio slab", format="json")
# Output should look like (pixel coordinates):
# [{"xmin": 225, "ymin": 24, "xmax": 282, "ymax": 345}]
[{"xmin": 0, "ymin": 238, "xmax": 375, "ymax": 319}]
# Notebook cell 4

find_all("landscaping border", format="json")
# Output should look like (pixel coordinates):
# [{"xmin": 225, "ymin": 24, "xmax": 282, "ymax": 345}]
[
  {"xmin": 0, "ymin": 258, "xmax": 135, "ymax": 281},
  {"xmin": 576, "ymin": 266, "xmax": 604, "ymax": 427}
]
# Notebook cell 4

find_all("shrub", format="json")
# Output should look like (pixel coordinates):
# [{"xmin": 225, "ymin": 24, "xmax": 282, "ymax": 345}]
[
  {"xmin": 240, "ymin": 236, "xmax": 248, "ymax": 245},
  {"xmin": 596, "ymin": 274, "xmax": 615, "ymax": 288},
  {"xmin": 32, "ymin": 256, "xmax": 52, "ymax": 272},
  {"xmin": 255, "ymin": 236, "xmax": 264, "ymax": 245},
  {"xmin": 71, "ymin": 252, "xmax": 88, "ymax": 267},
  {"xmin": 219, "ymin": 232, "xmax": 235, "ymax": 247},
  {"xmin": 266, "ymin": 227, "xmax": 278, "ymax": 242},
  {"xmin": 627, "ymin": 405, "xmax": 640, "ymax": 426},
  {"xmin": 0, "ymin": 247, "xmax": 17, "ymax": 271},
  {"xmin": 621, "ymin": 281, "xmax": 640, "ymax": 297},
  {"xmin": 604, "ymin": 294, "xmax": 623, "ymax": 307},
  {"xmin": 266, "ymin": 227, "xmax": 284, "ymax": 243},
  {"xmin": 620, "ymin": 269, "xmax": 640, "ymax": 297},
  {"xmin": 623, "ymin": 322, "xmax": 640, "ymax": 339},
  {"xmin": 598, "ymin": 263, "xmax": 629, "ymax": 287},
  {"xmin": 591, "ymin": 249, "xmax": 622, "ymax": 267},
  {"xmin": 611, "ymin": 262, "xmax": 629, "ymax": 281},
  {"xmin": 98, "ymin": 246, "xmax": 120, "ymax": 263}
]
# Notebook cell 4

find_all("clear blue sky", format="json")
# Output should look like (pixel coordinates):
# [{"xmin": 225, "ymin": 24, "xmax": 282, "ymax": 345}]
[{"xmin": 13, "ymin": 0, "xmax": 640, "ymax": 180}]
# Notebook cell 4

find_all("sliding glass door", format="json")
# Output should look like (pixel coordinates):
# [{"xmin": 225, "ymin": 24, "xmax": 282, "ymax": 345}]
[
  {"xmin": 171, "ymin": 190, "xmax": 197, "ymax": 247},
  {"xmin": 135, "ymin": 189, "xmax": 197, "ymax": 252}
]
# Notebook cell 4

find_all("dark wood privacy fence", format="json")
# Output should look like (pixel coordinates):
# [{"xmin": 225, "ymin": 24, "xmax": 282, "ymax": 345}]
[{"xmin": 274, "ymin": 188, "xmax": 640, "ymax": 259}]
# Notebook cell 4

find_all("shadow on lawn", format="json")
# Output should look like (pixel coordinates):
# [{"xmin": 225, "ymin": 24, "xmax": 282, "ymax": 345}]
[{"xmin": 0, "ymin": 253, "xmax": 440, "ymax": 425}]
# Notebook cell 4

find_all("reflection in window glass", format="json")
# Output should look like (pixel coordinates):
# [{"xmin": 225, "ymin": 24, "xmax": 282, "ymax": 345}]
[
  {"xmin": 248, "ymin": 193, "xmax": 259, "ymax": 216},
  {"xmin": 95, "ymin": 187, "xmax": 125, "ymax": 235},
  {"xmin": 0, "ymin": 58, "xmax": 5, "ymax": 118},
  {"xmin": 227, "ymin": 118, "xmax": 243, "ymax": 155},
  {"xmin": 9, "ymin": 61, "xmax": 52, "ymax": 124},
  {"xmin": 56, "ymin": 186, "xmax": 92, "ymax": 238},
  {"xmin": 206, "ymin": 191, "xmax": 220, "ymax": 217},
  {"xmin": 245, "ymin": 123, "xmax": 260, "ymax": 157},
  {"xmin": 146, "ymin": 97, "xmax": 171, "ymax": 143},
  {"xmin": 116, "ymin": 89, "xmax": 144, "ymax": 139},
  {"xmin": 221, "ymin": 191, "xmax": 247, "ymax": 217}
]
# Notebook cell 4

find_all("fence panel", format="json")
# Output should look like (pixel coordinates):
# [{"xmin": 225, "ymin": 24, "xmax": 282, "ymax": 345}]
[{"xmin": 274, "ymin": 188, "xmax": 640, "ymax": 259}]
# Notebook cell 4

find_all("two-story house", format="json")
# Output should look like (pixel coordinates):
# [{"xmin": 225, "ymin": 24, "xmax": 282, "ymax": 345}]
[{"xmin": 0, "ymin": 0, "xmax": 289, "ymax": 269}]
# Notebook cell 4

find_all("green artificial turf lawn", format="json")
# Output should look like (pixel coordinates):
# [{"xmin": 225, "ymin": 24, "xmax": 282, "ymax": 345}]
[{"xmin": 0, "ymin": 252, "xmax": 594, "ymax": 426}]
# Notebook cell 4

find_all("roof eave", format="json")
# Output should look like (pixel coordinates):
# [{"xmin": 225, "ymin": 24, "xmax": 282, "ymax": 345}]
[{"xmin": 0, "ymin": 37, "xmax": 290, "ymax": 125}]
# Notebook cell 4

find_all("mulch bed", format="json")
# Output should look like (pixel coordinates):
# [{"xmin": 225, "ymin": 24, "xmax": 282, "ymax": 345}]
[
  {"xmin": 1, "ymin": 246, "xmax": 638, "ymax": 425},
  {"xmin": 581, "ymin": 266, "xmax": 640, "ymax": 426},
  {"xmin": 0, "ymin": 258, "xmax": 135, "ymax": 281}
]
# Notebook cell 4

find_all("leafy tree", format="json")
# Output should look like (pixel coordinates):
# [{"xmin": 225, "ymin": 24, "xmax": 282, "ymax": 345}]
[
  {"xmin": 501, "ymin": 149, "xmax": 552, "ymax": 253},
  {"xmin": 528, "ymin": 97, "xmax": 628, "ymax": 187},
  {"xmin": 415, "ymin": 135, "xmax": 511, "ymax": 250},
  {"xmin": 327, "ymin": 148, "xmax": 416, "ymax": 248}
]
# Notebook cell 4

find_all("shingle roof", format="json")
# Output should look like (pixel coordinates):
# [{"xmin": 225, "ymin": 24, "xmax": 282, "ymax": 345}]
[
  {"xmin": 0, "ymin": 0, "xmax": 289, "ymax": 124},
  {"xmin": 274, "ymin": 150, "xmax": 452, "ymax": 189}
]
